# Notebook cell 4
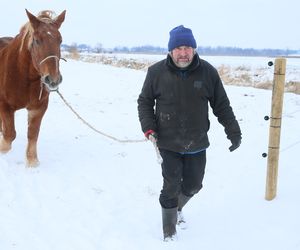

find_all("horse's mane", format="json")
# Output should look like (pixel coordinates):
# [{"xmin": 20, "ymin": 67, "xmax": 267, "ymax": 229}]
[{"xmin": 19, "ymin": 10, "xmax": 58, "ymax": 51}]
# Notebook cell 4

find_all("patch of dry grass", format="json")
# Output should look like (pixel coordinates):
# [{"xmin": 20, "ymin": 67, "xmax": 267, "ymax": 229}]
[
  {"xmin": 62, "ymin": 53, "xmax": 300, "ymax": 94},
  {"xmin": 63, "ymin": 53, "xmax": 152, "ymax": 71}
]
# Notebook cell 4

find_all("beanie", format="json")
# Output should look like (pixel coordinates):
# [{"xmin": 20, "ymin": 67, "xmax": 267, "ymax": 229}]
[{"xmin": 168, "ymin": 25, "xmax": 197, "ymax": 51}]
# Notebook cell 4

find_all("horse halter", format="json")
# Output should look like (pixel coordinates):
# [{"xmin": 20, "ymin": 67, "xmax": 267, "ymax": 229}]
[
  {"xmin": 39, "ymin": 55, "xmax": 60, "ymax": 67},
  {"xmin": 38, "ymin": 55, "xmax": 64, "ymax": 100},
  {"xmin": 39, "ymin": 55, "xmax": 67, "ymax": 67}
]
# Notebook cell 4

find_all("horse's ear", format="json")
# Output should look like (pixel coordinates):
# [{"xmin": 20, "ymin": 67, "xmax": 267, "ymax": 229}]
[
  {"xmin": 25, "ymin": 9, "xmax": 40, "ymax": 30},
  {"xmin": 54, "ymin": 10, "xmax": 66, "ymax": 29}
]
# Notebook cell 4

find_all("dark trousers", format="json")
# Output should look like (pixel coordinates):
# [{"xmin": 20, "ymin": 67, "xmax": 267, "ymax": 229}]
[{"xmin": 159, "ymin": 149, "xmax": 206, "ymax": 209}]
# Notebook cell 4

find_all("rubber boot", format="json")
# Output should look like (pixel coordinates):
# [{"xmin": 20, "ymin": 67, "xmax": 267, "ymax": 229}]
[
  {"xmin": 178, "ymin": 192, "xmax": 191, "ymax": 211},
  {"xmin": 177, "ymin": 193, "xmax": 191, "ymax": 229},
  {"xmin": 162, "ymin": 207, "xmax": 178, "ymax": 241}
]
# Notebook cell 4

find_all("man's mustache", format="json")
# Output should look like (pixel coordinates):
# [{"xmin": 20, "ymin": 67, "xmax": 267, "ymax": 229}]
[{"xmin": 177, "ymin": 56, "xmax": 190, "ymax": 60}]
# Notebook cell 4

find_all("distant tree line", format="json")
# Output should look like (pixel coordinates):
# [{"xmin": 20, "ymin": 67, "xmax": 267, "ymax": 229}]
[
  {"xmin": 61, "ymin": 43, "xmax": 299, "ymax": 57},
  {"xmin": 197, "ymin": 46, "xmax": 299, "ymax": 57}
]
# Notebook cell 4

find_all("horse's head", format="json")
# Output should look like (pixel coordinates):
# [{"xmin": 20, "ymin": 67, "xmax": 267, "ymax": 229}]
[{"xmin": 25, "ymin": 9, "xmax": 66, "ymax": 92}]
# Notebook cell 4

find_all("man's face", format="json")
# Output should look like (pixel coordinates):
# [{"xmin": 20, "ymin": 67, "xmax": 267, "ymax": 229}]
[{"xmin": 170, "ymin": 46, "xmax": 195, "ymax": 68}]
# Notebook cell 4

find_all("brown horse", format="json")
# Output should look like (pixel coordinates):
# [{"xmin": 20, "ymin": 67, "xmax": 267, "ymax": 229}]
[
  {"xmin": 0, "ymin": 9, "xmax": 66, "ymax": 167},
  {"xmin": 0, "ymin": 37, "xmax": 13, "ymax": 49}
]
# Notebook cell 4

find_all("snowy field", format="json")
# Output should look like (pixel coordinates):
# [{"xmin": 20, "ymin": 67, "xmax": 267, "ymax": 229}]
[{"xmin": 0, "ymin": 56, "xmax": 300, "ymax": 250}]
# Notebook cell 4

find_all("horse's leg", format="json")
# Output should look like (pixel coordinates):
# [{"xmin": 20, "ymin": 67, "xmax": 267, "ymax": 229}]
[
  {"xmin": 0, "ymin": 107, "xmax": 16, "ymax": 153},
  {"xmin": 26, "ymin": 106, "xmax": 47, "ymax": 167}
]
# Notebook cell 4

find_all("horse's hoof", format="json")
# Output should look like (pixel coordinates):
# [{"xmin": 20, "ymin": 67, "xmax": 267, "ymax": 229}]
[
  {"xmin": 26, "ymin": 158, "xmax": 40, "ymax": 168},
  {"xmin": 0, "ymin": 140, "xmax": 11, "ymax": 153},
  {"xmin": 0, "ymin": 148, "xmax": 10, "ymax": 154}
]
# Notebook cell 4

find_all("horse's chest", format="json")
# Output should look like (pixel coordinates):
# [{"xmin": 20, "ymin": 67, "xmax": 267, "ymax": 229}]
[{"xmin": 4, "ymin": 82, "xmax": 46, "ymax": 110}]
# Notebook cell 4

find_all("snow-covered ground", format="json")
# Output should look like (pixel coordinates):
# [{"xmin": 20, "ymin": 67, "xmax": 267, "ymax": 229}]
[{"xmin": 0, "ymin": 56, "xmax": 300, "ymax": 250}]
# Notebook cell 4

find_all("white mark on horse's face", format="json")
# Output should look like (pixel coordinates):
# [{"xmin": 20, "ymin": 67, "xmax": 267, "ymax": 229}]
[{"xmin": 47, "ymin": 31, "xmax": 53, "ymax": 37}]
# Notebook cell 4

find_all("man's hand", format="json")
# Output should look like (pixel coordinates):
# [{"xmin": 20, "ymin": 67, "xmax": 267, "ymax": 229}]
[
  {"xmin": 229, "ymin": 136, "xmax": 241, "ymax": 152},
  {"xmin": 148, "ymin": 133, "xmax": 158, "ymax": 144},
  {"xmin": 145, "ymin": 130, "xmax": 157, "ymax": 144}
]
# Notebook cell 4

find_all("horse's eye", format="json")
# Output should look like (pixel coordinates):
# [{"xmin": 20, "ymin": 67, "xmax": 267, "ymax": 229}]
[{"xmin": 33, "ymin": 38, "xmax": 41, "ymax": 45}]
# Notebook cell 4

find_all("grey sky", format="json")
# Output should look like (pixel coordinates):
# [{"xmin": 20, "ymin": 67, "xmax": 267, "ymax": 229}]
[{"xmin": 1, "ymin": 0, "xmax": 299, "ymax": 50}]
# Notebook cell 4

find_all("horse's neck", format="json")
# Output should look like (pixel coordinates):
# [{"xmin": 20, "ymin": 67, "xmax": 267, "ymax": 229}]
[{"xmin": 5, "ymin": 36, "xmax": 40, "ymax": 81}]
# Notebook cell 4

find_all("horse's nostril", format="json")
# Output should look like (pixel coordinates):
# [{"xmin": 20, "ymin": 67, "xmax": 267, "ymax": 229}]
[
  {"xmin": 44, "ymin": 75, "xmax": 51, "ymax": 84},
  {"xmin": 42, "ymin": 74, "xmax": 61, "ymax": 91}
]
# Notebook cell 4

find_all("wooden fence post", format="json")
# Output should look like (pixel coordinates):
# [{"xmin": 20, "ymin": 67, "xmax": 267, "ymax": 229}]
[{"xmin": 265, "ymin": 58, "xmax": 286, "ymax": 201}]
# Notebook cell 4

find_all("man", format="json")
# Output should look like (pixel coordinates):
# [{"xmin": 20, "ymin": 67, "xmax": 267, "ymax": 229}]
[{"xmin": 137, "ymin": 25, "xmax": 241, "ymax": 241}]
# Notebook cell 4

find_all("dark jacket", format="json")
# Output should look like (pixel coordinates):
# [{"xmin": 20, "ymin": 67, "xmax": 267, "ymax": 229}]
[{"xmin": 137, "ymin": 53, "xmax": 241, "ymax": 153}]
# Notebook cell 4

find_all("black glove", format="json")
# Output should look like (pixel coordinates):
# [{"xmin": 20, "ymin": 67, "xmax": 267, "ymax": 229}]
[{"xmin": 229, "ymin": 136, "xmax": 241, "ymax": 152}]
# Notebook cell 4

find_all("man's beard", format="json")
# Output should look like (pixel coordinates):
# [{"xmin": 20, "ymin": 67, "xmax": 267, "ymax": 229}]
[
  {"xmin": 170, "ymin": 51, "xmax": 195, "ymax": 68},
  {"xmin": 174, "ymin": 60, "xmax": 192, "ymax": 68}
]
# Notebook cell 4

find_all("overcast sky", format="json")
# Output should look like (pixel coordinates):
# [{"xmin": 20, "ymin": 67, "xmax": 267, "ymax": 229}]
[{"xmin": 1, "ymin": 0, "xmax": 299, "ymax": 50}]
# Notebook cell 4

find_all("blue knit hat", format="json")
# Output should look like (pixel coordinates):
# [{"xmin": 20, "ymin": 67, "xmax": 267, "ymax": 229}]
[{"xmin": 168, "ymin": 25, "xmax": 197, "ymax": 51}]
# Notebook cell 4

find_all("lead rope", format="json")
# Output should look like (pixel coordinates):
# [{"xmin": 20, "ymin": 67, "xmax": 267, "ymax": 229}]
[
  {"xmin": 39, "ymin": 81, "xmax": 44, "ymax": 100},
  {"xmin": 56, "ymin": 90, "xmax": 146, "ymax": 143},
  {"xmin": 153, "ymin": 140, "xmax": 163, "ymax": 164}
]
